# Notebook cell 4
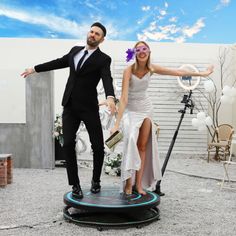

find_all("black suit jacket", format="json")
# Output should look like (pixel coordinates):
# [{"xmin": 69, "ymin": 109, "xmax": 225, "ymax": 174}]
[{"xmin": 34, "ymin": 46, "xmax": 115, "ymax": 111}]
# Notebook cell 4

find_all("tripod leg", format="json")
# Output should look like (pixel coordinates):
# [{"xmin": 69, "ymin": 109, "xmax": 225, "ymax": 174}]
[{"xmin": 153, "ymin": 180, "xmax": 165, "ymax": 196}]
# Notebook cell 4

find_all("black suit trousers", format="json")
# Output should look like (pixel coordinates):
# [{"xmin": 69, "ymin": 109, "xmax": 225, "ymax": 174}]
[{"xmin": 62, "ymin": 103, "xmax": 104, "ymax": 186}]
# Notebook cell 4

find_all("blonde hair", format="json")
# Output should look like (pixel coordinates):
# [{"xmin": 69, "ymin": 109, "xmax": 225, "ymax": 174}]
[{"xmin": 131, "ymin": 41, "xmax": 153, "ymax": 74}]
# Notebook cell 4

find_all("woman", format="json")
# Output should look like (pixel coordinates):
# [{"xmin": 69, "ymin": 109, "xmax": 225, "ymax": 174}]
[{"xmin": 111, "ymin": 41, "xmax": 213, "ymax": 195}]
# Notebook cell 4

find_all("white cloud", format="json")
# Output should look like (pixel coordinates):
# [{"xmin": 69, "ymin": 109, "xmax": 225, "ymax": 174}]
[
  {"xmin": 105, "ymin": 1, "xmax": 118, "ymax": 10},
  {"xmin": 137, "ymin": 33, "xmax": 148, "ymax": 41},
  {"xmin": 182, "ymin": 18, "xmax": 205, "ymax": 38},
  {"xmin": 141, "ymin": 31, "xmax": 170, "ymax": 41},
  {"xmin": 142, "ymin": 6, "xmax": 150, "ymax": 11},
  {"xmin": 0, "ymin": 5, "xmax": 119, "ymax": 40},
  {"xmin": 105, "ymin": 23, "xmax": 119, "ymax": 39},
  {"xmin": 173, "ymin": 36, "xmax": 186, "ymax": 43},
  {"xmin": 137, "ymin": 17, "xmax": 205, "ymax": 43},
  {"xmin": 159, "ymin": 24, "xmax": 180, "ymax": 34},
  {"xmin": 0, "ymin": 6, "xmax": 86, "ymax": 38},
  {"xmin": 83, "ymin": 0, "xmax": 101, "ymax": 12},
  {"xmin": 137, "ymin": 4, "xmax": 205, "ymax": 43},
  {"xmin": 169, "ymin": 17, "xmax": 178, "ymax": 23},
  {"xmin": 215, "ymin": 0, "xmax": 231, "ymax": 10},
  {"xmin": 156, "ymin": 15, "xmax": 164, "ymax": 21},
  {"xmin": 137, "ymin": 12, "xmax": 152, "ymax": 25},
  {"xmin": 148, "ymin": 21, "xmax": 157, "ymax": 31},
  {"xmin": 180, "ymin": 8, "xmax": 185, "ymax": 15},
  {"xmin": 221, "ymin": 0, "xmax": 231, "ymax": 6},
  {"xmin": 159, "ymin": 10, "xmax": 167, "ymax": 16},
  {"xmin": 137, "ymin": 16, "xmax": 149, "ymax": 25}
]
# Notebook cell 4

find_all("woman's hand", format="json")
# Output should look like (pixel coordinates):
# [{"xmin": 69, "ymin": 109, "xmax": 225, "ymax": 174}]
[
  {"xmin": 110, "ymin": 126, "xmax": 119, "ymax": 135},
  {"xmin": 201, "ymin": 65, "xmax": 214, "ymax": 77}
]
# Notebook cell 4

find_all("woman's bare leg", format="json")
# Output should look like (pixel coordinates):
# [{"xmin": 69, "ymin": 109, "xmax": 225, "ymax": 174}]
[
  {"xmin": 136, "ymin": 118, "xmax": 152, "ymax": 195},
  {"xmin": 124, "ymin": 177, "xmax": 132, "ymax": 194}
]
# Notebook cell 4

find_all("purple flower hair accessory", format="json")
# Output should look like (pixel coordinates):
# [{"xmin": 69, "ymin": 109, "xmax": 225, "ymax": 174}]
[{"xmin": 125, "ymin": 48, "xmax": 136, "ymax": 62}]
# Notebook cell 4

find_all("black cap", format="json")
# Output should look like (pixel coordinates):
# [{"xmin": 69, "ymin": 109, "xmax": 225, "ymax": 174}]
[{"xmin": 91, "ymin": 22, "xmax": 106, "ymax": 37}]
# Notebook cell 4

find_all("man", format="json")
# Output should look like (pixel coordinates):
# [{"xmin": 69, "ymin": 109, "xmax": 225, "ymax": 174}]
[{"xmin": 21, "ymin": 22, "xmax": 116, "ymax": 199}]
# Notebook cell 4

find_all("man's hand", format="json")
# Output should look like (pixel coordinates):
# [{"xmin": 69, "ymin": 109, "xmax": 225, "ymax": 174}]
[
  {"xmin": 98, "ymin": 100, "xmax": 108, "ymax": 106},
  {"xmin": 106, "ymin": 97, "xmax": 116, "ymax": 115},
  {"xmin": 21, "ymin": 68, "xmax": 35, "ymax": 78}
]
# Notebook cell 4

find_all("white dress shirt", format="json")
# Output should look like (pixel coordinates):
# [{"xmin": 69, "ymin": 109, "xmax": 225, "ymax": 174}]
[
  {"xmin": 73, "ymin": 47, "xmax": 97, "ymax": 69},
  {"xmin": 73, "ymin": 46, "xmax": 114, "ymax": 100}
]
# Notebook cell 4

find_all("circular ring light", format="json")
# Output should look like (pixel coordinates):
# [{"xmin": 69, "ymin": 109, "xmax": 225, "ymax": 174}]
[{"xmin": 177, "ymin": 64, "xmax": 200, "ymax": 91}]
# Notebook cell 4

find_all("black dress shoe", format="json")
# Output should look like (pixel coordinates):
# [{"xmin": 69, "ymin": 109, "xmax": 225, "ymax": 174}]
[
  {"xmin": 72, "ymin": 184, "xmax": 83, "ymax": 199},
  {"xmin": 90, "ymin": 180, "xmax": 101, "ymax": 194}
]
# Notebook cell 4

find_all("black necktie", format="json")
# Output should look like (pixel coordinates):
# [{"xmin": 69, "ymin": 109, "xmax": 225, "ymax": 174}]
[{"xmin": 76, "ymin": 50, "xmax": 88, "ymax": 71}]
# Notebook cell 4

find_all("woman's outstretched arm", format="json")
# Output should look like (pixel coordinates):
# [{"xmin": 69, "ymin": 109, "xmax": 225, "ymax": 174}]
[{"xmin": 152, "ymin": 64, "xmax": 214, "ymax": 77}]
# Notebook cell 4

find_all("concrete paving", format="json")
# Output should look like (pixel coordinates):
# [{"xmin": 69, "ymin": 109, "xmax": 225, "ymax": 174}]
[{"xmin": 0, "ymin": 154, "xmax": 236, "ymax": 236}]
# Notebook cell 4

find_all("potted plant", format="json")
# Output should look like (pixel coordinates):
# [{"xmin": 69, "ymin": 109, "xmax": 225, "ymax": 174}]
[
  {"xmin": 104, "ymin": 152, "xmax": 122, "ymax": 176},
  {"xmin": 53, "ymin": 114, "xmax": 64, "ymax": 161}
]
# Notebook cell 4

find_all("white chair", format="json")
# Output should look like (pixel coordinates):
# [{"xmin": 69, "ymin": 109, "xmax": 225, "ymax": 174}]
[{"xmin": 220, "ymin": 134, "xmax": 236, "ymax": 189}]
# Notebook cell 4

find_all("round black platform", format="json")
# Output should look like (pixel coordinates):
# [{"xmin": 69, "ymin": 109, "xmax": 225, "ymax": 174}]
[
  {"xmin": 63, "ymin": 188, "xmax": 160, "ymax": 229},
  {"xmin": 64, "ymin": 187, "xmax": 160, "ymax": 212}
]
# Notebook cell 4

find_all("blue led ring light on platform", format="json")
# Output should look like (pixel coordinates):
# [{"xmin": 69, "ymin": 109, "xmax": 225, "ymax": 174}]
[{"xmin": 63, "ymin": 187, "xmax": 160, "ymax": 229}]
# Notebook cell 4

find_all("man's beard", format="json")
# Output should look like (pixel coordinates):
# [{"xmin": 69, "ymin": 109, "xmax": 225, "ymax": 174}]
[{"xmin": 87, "ymin": 37, "xmax": 100, "ymax": 47}]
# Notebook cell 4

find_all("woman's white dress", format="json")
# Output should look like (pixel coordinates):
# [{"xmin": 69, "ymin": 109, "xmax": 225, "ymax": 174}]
[{"xmin": 121, "ymin": 72, "xmax": 162, "ymax": 191}]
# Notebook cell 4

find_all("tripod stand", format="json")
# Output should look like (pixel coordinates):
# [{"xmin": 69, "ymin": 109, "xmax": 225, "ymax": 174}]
[{"xmin": 154, "ymin": 90, "xmax": 194, "ymax": 195}]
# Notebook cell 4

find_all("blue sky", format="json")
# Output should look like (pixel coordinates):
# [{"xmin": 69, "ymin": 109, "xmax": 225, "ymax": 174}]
[{"xmin": 0, "ymin": 0, "xmax": 235, "ymax": 43}]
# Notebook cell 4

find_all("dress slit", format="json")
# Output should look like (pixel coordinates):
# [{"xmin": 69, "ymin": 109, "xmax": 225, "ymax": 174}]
[{"xmin": 120, "ymin": 72, "xmax": 162, "ymax": 192}]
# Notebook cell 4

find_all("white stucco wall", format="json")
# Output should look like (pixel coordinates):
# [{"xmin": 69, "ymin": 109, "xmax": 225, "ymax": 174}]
[{"xmin": 0, "ymin": 38, "xmax": 235, "ymax": 145}]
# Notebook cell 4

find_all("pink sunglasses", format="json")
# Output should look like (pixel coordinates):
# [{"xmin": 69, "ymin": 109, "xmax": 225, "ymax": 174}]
[{"xmin": 135, "ymin": 45, "xmax": 150, "ymax": 54}]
